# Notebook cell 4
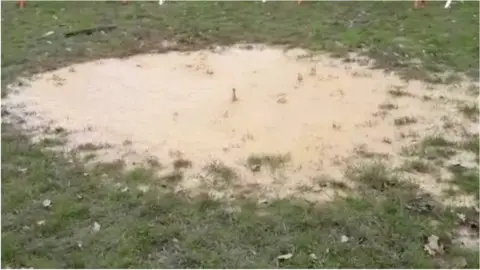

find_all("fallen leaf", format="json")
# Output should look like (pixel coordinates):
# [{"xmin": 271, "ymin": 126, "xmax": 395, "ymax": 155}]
[
  {"xmin": 42, "ymin": 31, "xmax": 55, "ymax": 38},
  {"xmin": 457, "ymin": 213, "xmax": 466, "ymax": 222},
  {"xmin": 42, "ymin": 199, "xmax": 52, "ymax": 208},
  {"xmin": 36, "ymin": 220, "xmax": 45, "ymax": 226},
  {"xmin": 276, "ymin": 253, "xmax": 293, "ymax": 260},
  {"xmin": 424, "ymin": 234, "xmax": 444, "ymax": 256},
  {"xmin": 340, "ymin": 235, "xmax": 349, "ymax": 243},
  {"xmin": 121, "ymin": 186, "xmax": 129, "ymax": 193},
  {"xmin": 309, "ymin": 253, "xmax": 317, "ymax": 260},
  {"xmin": 92, "ymin": 221, "xmax": 101, "ymax": 232}
]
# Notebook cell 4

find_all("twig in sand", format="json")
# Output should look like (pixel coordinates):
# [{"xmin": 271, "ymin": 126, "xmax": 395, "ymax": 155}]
[{"xmin": 232, "ymin": 88, "xmax": 238, "ymax": 102}]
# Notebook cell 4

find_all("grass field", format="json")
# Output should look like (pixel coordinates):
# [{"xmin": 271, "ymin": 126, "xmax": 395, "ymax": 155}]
[{"xmin": 1, "ymin": 1, "xmax": 479, "ymax": 268}]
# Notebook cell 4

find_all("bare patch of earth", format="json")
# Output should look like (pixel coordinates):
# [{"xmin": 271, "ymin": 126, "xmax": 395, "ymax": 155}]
[{"xmin": 2, "ymin": 44, "xmax": 478, "ymax": 204}]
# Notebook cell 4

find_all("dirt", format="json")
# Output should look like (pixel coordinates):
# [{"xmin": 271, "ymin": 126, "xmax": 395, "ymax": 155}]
[{"xmin": 2, "ymin": 44, "xmax": 477, "ymax": 202}]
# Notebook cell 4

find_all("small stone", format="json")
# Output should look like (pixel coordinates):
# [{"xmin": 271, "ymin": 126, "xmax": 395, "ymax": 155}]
[
  {"xmin": 121, "ymin": 186, "xmax": 129, "ymax": 193},
  {"xmin": 36, "ymin": 220, "xmax": 46, "ymax": 226},
  {"xmin": 309, "ymin": 253, "xmax": 317, "ymax": 260},
  {"xmin": 340, "ymin": 235, "xmax": 349, "ymax": 243}
]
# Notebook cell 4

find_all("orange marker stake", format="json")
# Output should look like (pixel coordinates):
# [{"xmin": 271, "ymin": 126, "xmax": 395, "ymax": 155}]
[
  {"xmin": 19, "ymin": 0, "xmax": 25, "ymax": 8},
  {"xmin": 414, "ymin": 0, "xmax": 426, "ymax": 8}
]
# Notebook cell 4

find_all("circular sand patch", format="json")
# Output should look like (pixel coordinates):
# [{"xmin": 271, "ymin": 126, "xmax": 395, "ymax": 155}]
[{"xmin": 3, "ymin": 44, "xmax": 477, "ymax": 202}]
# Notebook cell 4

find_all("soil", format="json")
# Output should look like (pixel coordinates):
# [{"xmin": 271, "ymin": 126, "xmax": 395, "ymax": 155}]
[{"xmin": 3, "ymin": 44, "xmax": 477, "ymax": 202}]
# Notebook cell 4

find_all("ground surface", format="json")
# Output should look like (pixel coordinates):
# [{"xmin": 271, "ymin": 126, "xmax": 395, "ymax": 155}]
[{"xmin": 1, "ymin": 1, "xmax": 479, "ymax": 268}]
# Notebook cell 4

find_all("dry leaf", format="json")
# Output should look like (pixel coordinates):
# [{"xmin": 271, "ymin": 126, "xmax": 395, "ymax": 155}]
[
  {"xmin": 424, "ymin": 234, "xmax": 444, "ymax": 256},
  {"xmin": 42, "ymin": 31, "xmax": 55, "ymax": 38},
  {"xmin": 36, "ymin": 220, "xmax": 45, "ymax": 226},
  {"xmin": 42, "ymin": 199, "xmax": 52, "ymax": 208},
  {"xmin": 340, "ymin": 235, "xmax": 349, "ymax": 243},
  {"xmin": 276, "ymin": 253, "xmax": 293, "ymax": 260},
  {"xmin": 92, "ymin": 221, "xmax": 101, "ymax": 232}
]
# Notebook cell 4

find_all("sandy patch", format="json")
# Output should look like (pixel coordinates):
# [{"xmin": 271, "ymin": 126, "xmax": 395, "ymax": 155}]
[{"xmin": 2, "ymin": 44, "xmax": 478, "ymax": 202}]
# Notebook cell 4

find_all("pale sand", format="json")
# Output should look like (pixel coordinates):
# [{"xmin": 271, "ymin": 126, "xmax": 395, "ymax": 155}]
[{"xmin": 3, "ymin": 44, "xmax": 478, "ymax": 203}]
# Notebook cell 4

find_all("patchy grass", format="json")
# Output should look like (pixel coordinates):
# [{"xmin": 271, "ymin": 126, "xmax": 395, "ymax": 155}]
[
  {"xmin": 403, "ymin": 159, "xmax": 436, "ymax": 174},
  {"xmin": 388, "ymin": 86, "xmax": 414, "ymax": 97},
  {"xmin": 2, "ymin": 1, "xmax": 479, "ymax": 268},
  {"xmin": 76, "ymin": 142, "xmax": 111, "ymax": 151},
  {"xmin": 461, "ymin": 134, "xmax": 479, "ymax": 158},
  {"xmin": 159, "ymin": 170, "xmax": 184, "ymax": 185},
  {"xmin": 173, "ymin": 158, "xmax": 193, "ymax": 170},
  {"xmin": 347, "ymin": 163, "xmax": 407, "ymax": 192},
  {"xmin": 448, "ymin": 168, "xmax": 479, "ymax": 199},
  {"xmin": 402, "ymin": 135, "xmax": 458, "ymax": 160},
  {"xmin": 145, "ymin": 156, "xmax": 163, "ymax": 169},
  {"xmin": 1, "ymin": 1, "xmax": 479, "ymax": 86},
  {"xmin": 458, "ymin": 102, "xmax": 479, "ymax": 121},
  {"xmin": 246, "ymin": 153, "xmax": 291, "ymax": 172},
  {"xmin": 204, "ymin": 161, "xmax": 238, "ymax": 184},
  {"xmin": 2, "ymin": 125, "xmax": 479, "ymax": 268},
  {"xmin": 394, "ymin": 116, "xmax": 418, "ymax": 126},
  {"xmin": 378, "ymin": 102, "xmax": 398, "ymax": 110}
]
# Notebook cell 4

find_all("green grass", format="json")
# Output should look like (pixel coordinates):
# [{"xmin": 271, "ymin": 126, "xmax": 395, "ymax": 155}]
[
  {"xmin": 2, "ymin": 1, "xmax": 479, "ymax": 85},
  {"xmin": 2, "ymin": 125, "xmax": 478, "ymax": 268},
  {"xmin": 2, "ymin": 1, "xmax": 479, "ymax": 268},
  {"xmin": 246, "ymin": 153, "xmax": 291, "ymax": 172}
]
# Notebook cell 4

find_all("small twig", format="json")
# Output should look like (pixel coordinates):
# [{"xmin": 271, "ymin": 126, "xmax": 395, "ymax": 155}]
[
  {"xmin": 232, "ymin": 88, "xmax": 238, "ymax": 102},
  {"xmin": 64, "ymin": 25, "xmax": 117, "ymax": 38}
]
